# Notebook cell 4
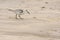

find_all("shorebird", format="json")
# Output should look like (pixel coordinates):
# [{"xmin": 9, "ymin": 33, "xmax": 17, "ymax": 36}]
[{"xmin": 7, "ymin": 9, "xmax": 30, "ymax": 19}]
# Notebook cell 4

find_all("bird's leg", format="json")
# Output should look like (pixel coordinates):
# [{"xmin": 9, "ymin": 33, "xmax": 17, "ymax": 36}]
[
  {"xmin": 15, "ymin": 14, "xmax": 18, "ymax": 19},
  {"xmin": 18, "ymin": 15, "xmax": 24, "ymax": 19}
]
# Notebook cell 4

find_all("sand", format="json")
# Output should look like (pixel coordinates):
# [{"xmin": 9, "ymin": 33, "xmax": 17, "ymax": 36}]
[{"xmin": 0, "ymin": 0, "xmax": 60, "ymax": 40}]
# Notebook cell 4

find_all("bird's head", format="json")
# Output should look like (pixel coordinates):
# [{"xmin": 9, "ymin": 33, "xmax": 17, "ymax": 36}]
[{"xmin": 25, "ymin": 10, "xmax": 30, "ymax": 15}]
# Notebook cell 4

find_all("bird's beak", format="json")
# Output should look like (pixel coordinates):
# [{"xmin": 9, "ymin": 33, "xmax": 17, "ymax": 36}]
[{"xmin": 26, "ymin": 10, "xmax": 30, "ymax": 15}]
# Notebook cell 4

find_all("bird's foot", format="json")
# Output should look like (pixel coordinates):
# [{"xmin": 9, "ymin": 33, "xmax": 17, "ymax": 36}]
[
  {"xmin": 15, "ymin": 17, "xmax": 18, "ymax": 19},
  {"xmin": 20, "ymin": 18, "xmax": 24, "ymax": 20}
]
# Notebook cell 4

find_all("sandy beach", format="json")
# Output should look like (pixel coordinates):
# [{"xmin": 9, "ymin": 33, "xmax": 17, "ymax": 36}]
[{"xmin": 0, "ymin": 0, "xmax": 60, "ymax": 40}]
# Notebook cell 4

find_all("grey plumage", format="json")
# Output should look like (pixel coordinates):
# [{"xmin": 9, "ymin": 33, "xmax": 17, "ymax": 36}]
[{"xmin": 7, "ymin": 9, "xmax": 30, "ymax": 19}]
